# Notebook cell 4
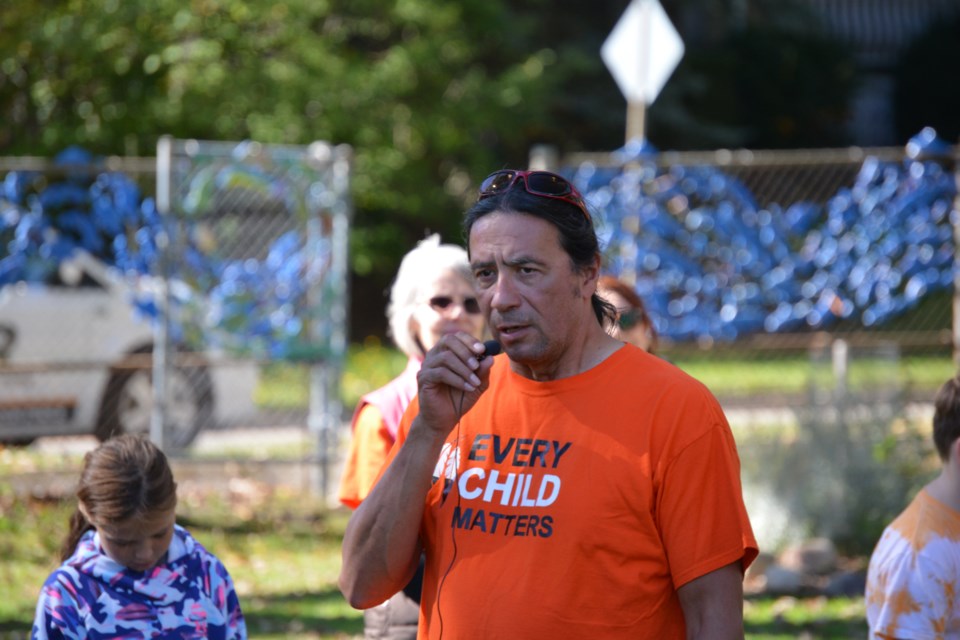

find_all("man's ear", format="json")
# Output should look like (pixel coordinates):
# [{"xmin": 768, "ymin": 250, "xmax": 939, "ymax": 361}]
[{"xmin": 582, "ymin": 254, "xmax": 601, "ymax": 297}]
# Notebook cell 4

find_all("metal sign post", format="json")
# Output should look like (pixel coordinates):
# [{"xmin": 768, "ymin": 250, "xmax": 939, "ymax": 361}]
[{"xmin": 601, "ymin": 0, "xmax": 685, "ymax": 144}]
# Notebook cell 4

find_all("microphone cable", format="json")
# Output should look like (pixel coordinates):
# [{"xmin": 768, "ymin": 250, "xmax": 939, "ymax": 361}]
[
  {"xmin": 436, "ymin": 342, "xmax": 498, "ymax": 639},
  {"xmin": 436, "ymin": 388, "xmax": 466, "ymax": 640}
]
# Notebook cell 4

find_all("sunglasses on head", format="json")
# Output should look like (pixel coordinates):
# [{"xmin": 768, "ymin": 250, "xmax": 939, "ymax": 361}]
[
  {"xmin": 428, "ymin": 295, "xmax": 482, "ymax": 315},
  {"xmin": 478, "ymin": 170, "xmax": 590, "ymax": 222}
]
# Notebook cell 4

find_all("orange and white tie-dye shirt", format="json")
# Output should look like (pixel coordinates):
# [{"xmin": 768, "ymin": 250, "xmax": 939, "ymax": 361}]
[{"xmin": 865, "ymin": 489, "xmax": 960, "ymax": 640}]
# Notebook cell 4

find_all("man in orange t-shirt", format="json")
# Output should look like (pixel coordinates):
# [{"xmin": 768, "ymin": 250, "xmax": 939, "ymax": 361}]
[
  {"xmin": 337, "ymin": 235, "xmax": 486, "ymax": 640},
  {"xmin": 340, "ymin": 169, "xmax": 758, "ymax": 639}
]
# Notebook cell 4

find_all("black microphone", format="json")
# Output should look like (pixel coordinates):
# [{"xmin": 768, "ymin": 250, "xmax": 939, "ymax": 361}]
[{"xmin": 479, "ymin": 339, "xmax": 502, "ymax": 360}]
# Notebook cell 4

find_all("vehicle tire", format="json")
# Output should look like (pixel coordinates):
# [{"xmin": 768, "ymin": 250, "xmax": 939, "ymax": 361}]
[{"xmin": 95, "ymin": 346, "xmax": 214, "ymax": 451}]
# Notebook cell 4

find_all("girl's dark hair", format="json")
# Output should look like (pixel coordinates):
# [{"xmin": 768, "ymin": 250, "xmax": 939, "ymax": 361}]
[
  {"xmin": 462, "ymin": 187, "xmax": 616, "ymax": 327},
  {"xmin": 60, "ymin": 434, "xmax": 178, "ymax": 562},
  {"xmin": 933, "ymin": 376, "xmax": 960, "ymax": 462}
]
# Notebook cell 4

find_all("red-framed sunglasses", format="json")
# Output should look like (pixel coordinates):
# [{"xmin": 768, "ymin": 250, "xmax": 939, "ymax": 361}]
[{"xmin": 478, "ymin": 170, "xmax": 590, "ymax": 222}]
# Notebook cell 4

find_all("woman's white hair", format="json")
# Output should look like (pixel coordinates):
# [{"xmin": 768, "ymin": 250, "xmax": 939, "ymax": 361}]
[{"xmin": 387, "ymin": 234, "xmax": 474, "ymax": 359}]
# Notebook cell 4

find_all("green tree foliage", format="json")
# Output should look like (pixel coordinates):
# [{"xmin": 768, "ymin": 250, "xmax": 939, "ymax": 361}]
[
  {"xmin": 0, "ymin": 0, "xmax": 558, "ymax": 272},
  {"xmin": 0, "ymin": 0, "xmax": 861, "ymax": 336},
  {"xmin": 0, "ymin": 0, "xmax": 581, "ymax": 336}
]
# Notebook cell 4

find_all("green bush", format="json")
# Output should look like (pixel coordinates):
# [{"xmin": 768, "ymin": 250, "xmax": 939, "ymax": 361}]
[
  {"xmin": 0, "ymin": 484, "xmax": 363, "ymax": 639},
  {"xmin": 254, "ymin": 340, "xmax": 407, "ymax": 412}
]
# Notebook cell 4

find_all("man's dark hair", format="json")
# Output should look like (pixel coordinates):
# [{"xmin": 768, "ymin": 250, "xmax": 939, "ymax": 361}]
[
  {"xmin": 932, "ymin": 375, "xmax": 960, "ymax": 461},
  {"xmin": 463, "ymin": 186, "xmax": 616, "ymax": 327}
]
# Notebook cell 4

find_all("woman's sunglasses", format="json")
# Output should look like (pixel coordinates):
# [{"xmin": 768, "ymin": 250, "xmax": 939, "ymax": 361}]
[
  {"xmin": 478, "ymin": 170, "xmax": 590, "ymax": 222},
  {"xmin": 428, "ymin": 295, "xmax": 482, "ymax": 315},
  {"xmin": 617, "ymin": 309, "xmax": 646, "ymax": 330}
]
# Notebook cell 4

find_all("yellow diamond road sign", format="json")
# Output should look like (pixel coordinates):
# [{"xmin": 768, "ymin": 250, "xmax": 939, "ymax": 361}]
[{"xmin": 601, "ymin": 0, "xmax": 685, "ymax": 105}]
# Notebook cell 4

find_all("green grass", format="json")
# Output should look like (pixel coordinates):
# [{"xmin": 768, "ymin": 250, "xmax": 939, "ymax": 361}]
[
  {"xmin": 2, "ymin": 448, "xmax": 871, "ymax": 640},
  {"xmin": 0, "ymin": 485, "xmax": 872, "ymax": 639},
  {"xmin": 255, "ymin": 341, "xmax": 408, "ymax": 411},
  {"xmin": 0, "ymin": 483, "xmax": 364, "ymax": 639},
  {"xmin": 8, "ymin": 342, "xmax": 929, "ymax": 638},
  {"xmin": 252, "ymin": 342, "xmax": 954, "ymax": 411},
  {"xmin": 744, "ymin": 595, "xmax": 868, "ymax": 639},
  {"xmin": 0, "ymin": 494, "xmax": 69, "ymax": 630},
  {"xmin": 672, "ymin": 355, "xmax": 813, "ymax": 395},
  {"xmin": 668, "ymin": 354, "xmax": 953, "ymax": 397},
  {"xmin": 182, "ymin": 503, "xmax": 362, "ymax": 639}
]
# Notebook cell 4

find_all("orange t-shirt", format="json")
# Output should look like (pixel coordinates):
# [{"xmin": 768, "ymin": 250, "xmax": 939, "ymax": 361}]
[
  {"xmin": 339, "ymin": 358, "xmax": 421, "ymax": 510},
  {"xmin": 338, "ymin": 403, "xmax": 395, "ymax": 509},
  {"xmin": 388, "ymin": 344, "xmax": 758, "ymax": 639}
]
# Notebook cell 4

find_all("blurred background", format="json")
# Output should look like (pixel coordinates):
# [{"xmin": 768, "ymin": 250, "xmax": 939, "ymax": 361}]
[
  {"xmin": 4, "ymin": 0, "xmax": 959, "ymax": 334},
  {"xmin": 2, "ymin": 0, "xmax": 960, "ymax": 637}
]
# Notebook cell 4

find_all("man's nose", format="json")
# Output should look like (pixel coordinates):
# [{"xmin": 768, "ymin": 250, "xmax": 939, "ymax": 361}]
[{"xmin": 490, "ymin": 275, "xmax": 520, "ymax": 309}]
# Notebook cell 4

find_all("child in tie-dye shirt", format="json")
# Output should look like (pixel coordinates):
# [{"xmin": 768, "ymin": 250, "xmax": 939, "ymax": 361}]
[
  {"xmin": 32, "ymin": 434, "xmax": 246, "ymax": 640},
  {"xmin": 866, "ymin": 376, "xmax": 960, "ymax": 640}
]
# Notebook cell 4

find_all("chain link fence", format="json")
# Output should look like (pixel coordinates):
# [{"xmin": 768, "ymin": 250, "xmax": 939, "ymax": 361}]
[
  {"xmin": 3, "ymin": 136, "xmax": 958, "ymax": 538},
  {"xmin": 548, "ymin": 141, "xmax": 957, "ymax": 401},
  {"xmin": 547, "ymin": 138, "xmax": 958, "ymax": 551},
  {"xmin": 0, "ymin": 139, "xmax": 351, "ymax": 498}
]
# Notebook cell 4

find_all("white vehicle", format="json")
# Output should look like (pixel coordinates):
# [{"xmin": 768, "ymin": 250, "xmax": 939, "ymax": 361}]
[{"xmin": 0, "ymin": 252, "xmax": 258, "ymax": 449}]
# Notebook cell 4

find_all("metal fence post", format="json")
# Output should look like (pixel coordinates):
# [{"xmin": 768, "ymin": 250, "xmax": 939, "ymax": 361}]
[
  {"xmin": 152, "ymin": 136, "xmax": 173, "ymax": 450},
  {"xmin": 832, "ymin": 338, "xmax": 848, "ymax": 400}
]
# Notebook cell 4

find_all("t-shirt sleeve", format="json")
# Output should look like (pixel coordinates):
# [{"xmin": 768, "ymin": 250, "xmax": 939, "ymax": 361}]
[
  {"xmin": 656, "ymin": 413, "xmax": 758, "ymax": 589},
  {"xmin": 338, "ymin": 403, "xmax": 395, "ymax": 509},
  {"xmin": 388, "ymin": 396, "xmax": 418, "ymax": 454}
]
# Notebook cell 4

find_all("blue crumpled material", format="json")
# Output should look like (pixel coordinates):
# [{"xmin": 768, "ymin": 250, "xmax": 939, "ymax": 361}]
[
  {"xmin": 0, "ymin": 147, "xmax": 330, "ymax": 358},
  {"xmin": 570, "ymin": 128, "xmax": 957, "ymax": 342},
  {"xmin": 2, "ymin": 130, "xmax": 957, "ymax": 345}
]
